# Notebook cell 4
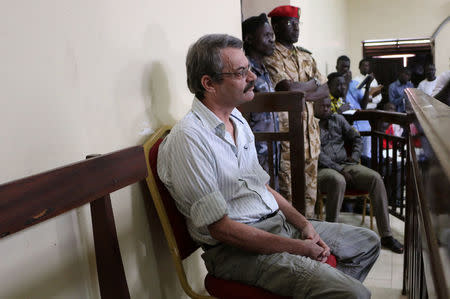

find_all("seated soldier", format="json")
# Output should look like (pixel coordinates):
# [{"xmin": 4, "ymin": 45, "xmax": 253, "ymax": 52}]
[
  {"xmin": 242, "ymin": 13, "xmax": 279, "ymax": 185},
  {"xmin": 314, "ymin": 96, "xmax": 404, "ymax": 253},
  {"xmin": 158, "ymin": 33, "xmax": 380, "ymax": 298}
]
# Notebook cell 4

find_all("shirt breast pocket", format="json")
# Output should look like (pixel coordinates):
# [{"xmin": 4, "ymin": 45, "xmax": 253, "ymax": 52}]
[{"xmin": 239, "ymin": 141, "xmax": 257, "ymax": 169}]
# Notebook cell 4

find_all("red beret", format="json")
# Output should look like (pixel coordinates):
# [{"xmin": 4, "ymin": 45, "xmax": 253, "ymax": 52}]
[{"xmin": 268, "ymin": 5, "xmax": 301, "ymax": 19}]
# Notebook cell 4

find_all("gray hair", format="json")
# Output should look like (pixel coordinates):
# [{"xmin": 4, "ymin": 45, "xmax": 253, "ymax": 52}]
[{"xmin": 186, "ymin": 34, "xmax": 243, "ymax": 100}]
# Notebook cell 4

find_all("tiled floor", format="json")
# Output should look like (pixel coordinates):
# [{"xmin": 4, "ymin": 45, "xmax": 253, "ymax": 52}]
[{"xmin": 339, "ymin": 212, "xmax": 407, "ymax": 299}]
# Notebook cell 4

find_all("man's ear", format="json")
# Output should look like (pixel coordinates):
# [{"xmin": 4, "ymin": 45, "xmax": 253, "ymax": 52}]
[
  {"xmin": 244, "ymin": 34, "xmax": 252, "ymax": 46},
  {"xmin": 271, "ymin": 23, "xmax": 278, "ymax": 36},
  {"xmin": 201, "ymin": 74, "xmax": 216, "ymax": 94}
]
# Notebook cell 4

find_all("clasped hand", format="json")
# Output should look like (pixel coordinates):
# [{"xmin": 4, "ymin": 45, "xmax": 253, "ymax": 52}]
[{"xmin": 301, "ymin": 223, "xmax": 330, "ymax": 263}]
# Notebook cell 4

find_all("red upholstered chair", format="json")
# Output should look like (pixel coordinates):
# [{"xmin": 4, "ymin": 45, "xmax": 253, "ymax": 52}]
[{"xmin": 143, "ymin": 126, "xmax": 336, "ymax": 299}]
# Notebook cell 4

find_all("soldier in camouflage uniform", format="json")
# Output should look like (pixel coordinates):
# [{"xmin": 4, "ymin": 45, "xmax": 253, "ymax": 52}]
[{"xmin": 263, "ymin": 5, "xmax": 327, "ymax": 218}]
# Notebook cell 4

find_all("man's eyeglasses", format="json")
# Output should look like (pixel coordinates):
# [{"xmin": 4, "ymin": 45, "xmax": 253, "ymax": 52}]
[{"xmin": 214, "ymin": 66, "xmax": 250, "ymax": 79}]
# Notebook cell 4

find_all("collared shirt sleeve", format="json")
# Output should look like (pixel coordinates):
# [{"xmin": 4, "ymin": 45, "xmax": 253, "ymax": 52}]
[{"xmin": 158, "ymin": 128, "xmax": 227, "ymax": 228}]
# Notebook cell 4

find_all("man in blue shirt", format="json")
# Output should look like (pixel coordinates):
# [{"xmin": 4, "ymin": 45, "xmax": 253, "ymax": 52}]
[
  {"xmin": 335, "ymin": 57, "xmax": 374, "ymax": 162},
  {"xmin": 336, "ymin": 56, "xmax": 373, "ymax": 162},
  {"xmin": 389, "ymin": 68, "xmax": 413, "ymax": 112},
  {"xmin": 242, "ymin": 13, "xmax": 279, "ymax": 177}
]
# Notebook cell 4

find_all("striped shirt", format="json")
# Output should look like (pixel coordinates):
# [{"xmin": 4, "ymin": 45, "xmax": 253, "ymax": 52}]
[{"xmin": 157, "ymin": 98, "xmax": 279, "ymax": 245}]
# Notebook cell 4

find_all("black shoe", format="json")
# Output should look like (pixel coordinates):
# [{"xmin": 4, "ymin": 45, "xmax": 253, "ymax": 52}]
[{"xmin": 381, "ymin": 236, "xmax": 404, "ymax": 254}]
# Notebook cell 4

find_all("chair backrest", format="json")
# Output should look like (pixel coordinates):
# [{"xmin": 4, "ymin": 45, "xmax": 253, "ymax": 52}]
[
  {"xmin": 239, "ymin": 91, "xmax": 306, "ymax": 213},
  {"xmin": 0, "ymin": 146, "xmax": 147, "ymax": 299},
  {"xmin": 143, "ymin": 126, "xmax": 213, "ymax": 299}
]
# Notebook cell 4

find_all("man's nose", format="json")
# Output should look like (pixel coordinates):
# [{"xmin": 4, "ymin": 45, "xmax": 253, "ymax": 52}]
[{"xmin": 247, "ymin": 69, "xmax": 257, "ymax": 81}]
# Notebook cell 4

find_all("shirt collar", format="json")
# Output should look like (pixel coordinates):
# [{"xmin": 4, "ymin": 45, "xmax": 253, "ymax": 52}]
[
  {"xmin": 275, "ymin": 41, "xmax": 297, "ymax": 59},
  {"xmin": 395, "ymin": 80, "xmax": 410, "ymax": 87},
  {"xmin": 191, "ymin": 97, "xmax": 245, "ymax": 136},
  {"xmin": 329, "ymin": 93, "xmax": 341, "ymax": 102},
  {"xmin": 248, "ymin": 56, "xmax": 266, "ymax": 76}
]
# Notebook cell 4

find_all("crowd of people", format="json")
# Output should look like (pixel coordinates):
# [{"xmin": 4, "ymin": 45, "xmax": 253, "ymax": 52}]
[{"xmin": 155, "ymin": 4, "xmax": 447, "ymax": 299}]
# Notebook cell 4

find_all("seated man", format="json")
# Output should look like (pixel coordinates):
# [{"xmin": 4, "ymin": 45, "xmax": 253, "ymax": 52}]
[
  {"xmin": 327, "ymin": 71, "xmax": 371, "ymax": 164},
  {"xmin": 158, "ymin": 33, "xmax": 380, "ymax": 298},
  {"xmin": 389, "ymin": 67, "xmax": 413, "ymax": 112},
  {"xmin": 242, "ymin": 13, "xmax": 279, "ymax": 180},
  {"xmin": 327, "ymin": 72, "xmax": 351, "ymax": 113},
  {"xmin": 314, "ymin": 96, "xmax": 403, "ymax": 254}
]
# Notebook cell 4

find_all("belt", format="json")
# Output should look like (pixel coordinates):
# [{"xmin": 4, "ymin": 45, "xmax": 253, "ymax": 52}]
[{"xmin": 257, "ymin": 209, "xmax": 279, "ymax": 222}]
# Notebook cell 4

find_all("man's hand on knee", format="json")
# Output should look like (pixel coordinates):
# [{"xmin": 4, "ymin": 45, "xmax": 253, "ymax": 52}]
[{"xmin": 301, "ymin": 223, "xmax": 331, "ymax": 262}]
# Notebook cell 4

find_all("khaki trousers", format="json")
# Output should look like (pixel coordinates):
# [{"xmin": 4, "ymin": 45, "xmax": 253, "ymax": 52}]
[
  {"xmin": 202, "ymin": 212, "xmax": 380, "ymax": 299},
  {"xmin": 318, "ymin": 164, "xmax": 392, "ymax": 237}
]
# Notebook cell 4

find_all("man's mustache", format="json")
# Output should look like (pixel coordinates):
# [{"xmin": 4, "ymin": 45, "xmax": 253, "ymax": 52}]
[{"xmin": 243, "ymin": 81, "xmax": 255, "ymax": 93}]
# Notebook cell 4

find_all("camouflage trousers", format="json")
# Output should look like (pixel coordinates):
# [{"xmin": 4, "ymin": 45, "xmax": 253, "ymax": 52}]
[{"xmin": 279, "ymin": 155, "xmax": 318, "ymax": 218}]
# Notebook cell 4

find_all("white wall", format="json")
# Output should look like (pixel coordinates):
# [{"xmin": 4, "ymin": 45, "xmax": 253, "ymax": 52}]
[
  {"xmin": 242, "ymin": 0, "xmax": 349, "ymax": 77},
  {"xmin": 347, "ymin": 0, "xmax": 450, "ymax": 75},
  {"xmin": 0, "ymin": 1, "xmax": 241, "ymax": 298}
]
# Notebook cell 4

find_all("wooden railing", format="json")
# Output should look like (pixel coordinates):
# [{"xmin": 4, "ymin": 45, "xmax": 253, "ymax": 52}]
[
  {"xmin": 344, "ymin": 110, "xmax": 414, "ymax": 220},
  {"xmin": 403, "ymin": 88, "xmax": 450, "ymax": 299}
]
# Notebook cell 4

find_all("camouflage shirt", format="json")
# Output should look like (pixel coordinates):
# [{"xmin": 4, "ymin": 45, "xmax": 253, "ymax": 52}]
[
  {"xmin": 263, "ymin": 41, "xmax": 322, "ymax": 161},
  {"xmin": 263, "ymin": 42, "xmax": 322, "ymax": 205},
  {"xmin": 263, "ymin": 41, "xmax": 326, "ymax": 86}
]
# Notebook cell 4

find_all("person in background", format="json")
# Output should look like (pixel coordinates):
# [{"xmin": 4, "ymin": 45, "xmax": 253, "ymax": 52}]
[
  {"xmin": 158, "ymin": 33, "xmax": 380, "ymax": 298},
  {"xmin": 353, "ymin": 58, "xmax": 383, "ymax": 109},
  {"xmin": 389, "ymin": 68, "xmax": 413, "ymax": 112},
  {"xmin": 418, "ymin": 63, "xmax": 437, "ymax": 96},
  {"xmin": 327, "ymin": 72, "xmax": 350, "ymax": 113},
  {"xmin": 315, "ymin": 96, "xmax": 404, "ymax": 254},
  {"xmin": 336, "ymin": 56, "xmax": 373, "ymax": 164},
  {"xmin": 432, "ymin": 70, "xmax": 450, "ymax": 105},
  {"xmin": 242, "ymin": 13, "xmax": 279, "ymax": 182},
  {"xmin": 262, "ymin": 5, "xmax": 327, "ymax": 217}
]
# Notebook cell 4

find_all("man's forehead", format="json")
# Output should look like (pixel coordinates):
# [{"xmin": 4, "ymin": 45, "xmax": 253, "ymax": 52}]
[{"xmin": 220, "ymin": 47, "xmax": 248, "ymax": 70}]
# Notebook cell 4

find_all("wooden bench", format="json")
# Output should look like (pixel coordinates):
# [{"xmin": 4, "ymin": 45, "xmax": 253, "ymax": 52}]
[{"xmin": 0, "ymin": 146, "xmax": 147, "ymax": 299}]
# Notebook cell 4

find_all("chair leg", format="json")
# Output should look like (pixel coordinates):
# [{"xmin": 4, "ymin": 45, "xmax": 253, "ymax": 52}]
[
  {"xmin": 361, "ymin": 196, "xmax": 367, "ymax": 225},
  {"xmin": 318, "ymin": 195, "xmax": 324, "ymax": 220},
  {"xmin": 369, "ymin": 197, "xmax": 374, "ymax": 230}
]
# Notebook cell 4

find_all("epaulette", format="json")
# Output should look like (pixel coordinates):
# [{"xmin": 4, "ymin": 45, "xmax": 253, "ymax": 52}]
[{"xmin": 296, "ymin": 46, "xmax": 312, "ymax": 54}]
